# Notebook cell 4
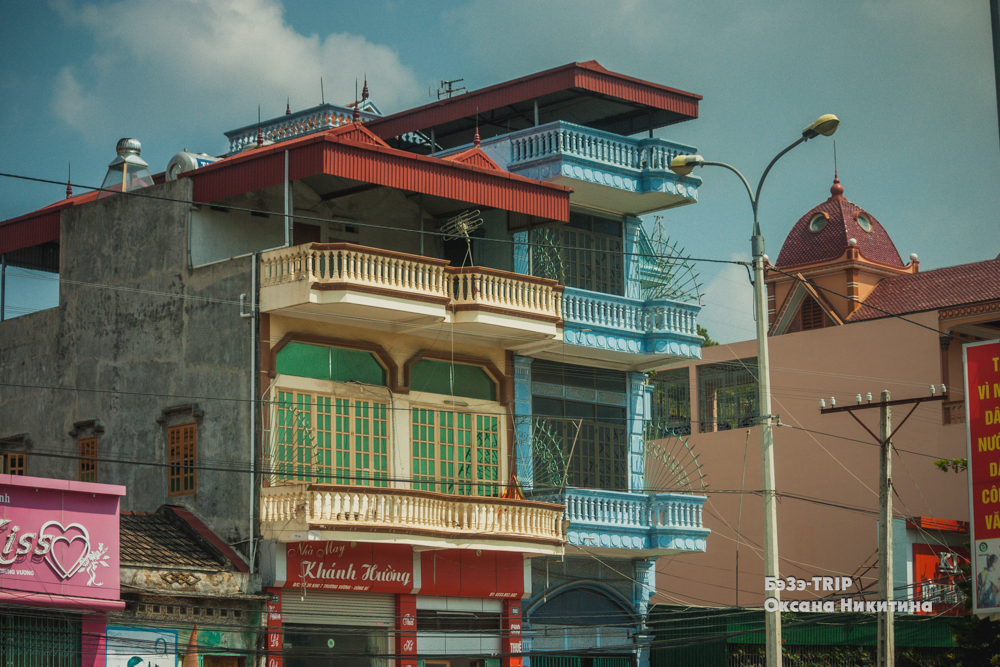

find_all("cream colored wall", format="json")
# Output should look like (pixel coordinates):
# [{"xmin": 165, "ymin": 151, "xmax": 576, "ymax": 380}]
[{"xmin": 654, "ymin": 312, "xmax": 968, "ymax": 607}]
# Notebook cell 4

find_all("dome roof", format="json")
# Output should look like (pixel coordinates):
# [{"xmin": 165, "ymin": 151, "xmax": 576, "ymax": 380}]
[{"xmin": 774, "ymin": 176, "xmax": 904, "ymax": 269}]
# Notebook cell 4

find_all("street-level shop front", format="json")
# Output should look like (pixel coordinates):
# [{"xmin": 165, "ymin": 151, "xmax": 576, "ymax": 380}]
[
  {"xmin": 0, "ymin": 474, "xmax": 126, "ymax": 667},
  {"xmin": 264, "ymin": 540, "xmax": 526, "ymax": 667}
]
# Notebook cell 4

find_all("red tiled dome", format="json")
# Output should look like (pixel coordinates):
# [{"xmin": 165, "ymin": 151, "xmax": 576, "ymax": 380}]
[{"xmin": 774, "ymin": 176, "xmax": 904, "ymax": 269}]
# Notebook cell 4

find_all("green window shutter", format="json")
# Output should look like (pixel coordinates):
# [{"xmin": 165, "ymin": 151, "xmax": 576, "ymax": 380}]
[
  {"xmin": 410, "ymin": 359, "xmax": 496, "ymax": 401},
  {"xmin": 276, "ymin": 341, "xmax": 386, "ymax": 386}
]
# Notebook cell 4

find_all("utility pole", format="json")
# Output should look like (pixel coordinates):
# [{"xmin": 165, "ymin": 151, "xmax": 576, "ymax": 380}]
[
  {"xmin": 878, "ymin": 390, "xmax": 893, "ymax": 667},
  {"xmin": 819, "ymin": 387, "xmax": 947, "ymax": 667}
]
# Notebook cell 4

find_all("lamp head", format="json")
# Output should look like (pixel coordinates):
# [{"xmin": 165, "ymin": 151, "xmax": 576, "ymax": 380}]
[
  {"xmin": 669, "ymin": 154, "xmax": 705, "ymax": 177},
  {"xmin": 802, "ymin": 114, "xmax": 840, "ymax": 139}
]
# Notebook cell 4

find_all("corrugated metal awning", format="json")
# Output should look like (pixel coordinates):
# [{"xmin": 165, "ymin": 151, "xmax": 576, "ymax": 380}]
[{"xmin": 366, "ymin": 61, "xmax": 701, "ymax": 153}]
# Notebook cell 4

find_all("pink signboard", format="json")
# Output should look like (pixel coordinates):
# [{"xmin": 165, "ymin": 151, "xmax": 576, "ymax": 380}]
[{"xmin": 0, "ymin": 474, "xmax": 125, "ymax": 609}]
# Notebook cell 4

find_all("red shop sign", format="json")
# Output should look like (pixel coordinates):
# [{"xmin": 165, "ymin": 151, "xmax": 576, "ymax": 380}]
[{"xmin": 286, "ymin": 541, "xmax": 414, "ymax": 593}]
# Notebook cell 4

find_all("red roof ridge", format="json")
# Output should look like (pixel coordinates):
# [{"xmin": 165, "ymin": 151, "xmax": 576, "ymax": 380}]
[{"xmin": 165, "ymin": 505, "xmax": 250, "ymax": 573}]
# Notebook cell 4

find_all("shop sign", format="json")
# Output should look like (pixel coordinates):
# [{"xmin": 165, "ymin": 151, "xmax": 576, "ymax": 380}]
[
  {"xmin": 912, "ymin": 543, "xmax": 968, "ymax": 615},
  {"xmin": 286, "ymin": 541, "xmax": 413, "ymax": 593},
  {"xmin": 0, "ymin": 475, "xmax": 124, "ymax": 601},
  {"xmin": 966, "ymin": 339, "xmax": 1000, "ymax": 615}
]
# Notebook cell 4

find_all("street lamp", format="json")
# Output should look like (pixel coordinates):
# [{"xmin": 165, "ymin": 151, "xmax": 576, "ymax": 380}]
[{"xmin": 669, "ymin": 114, "xmax": 840, "ymax": 667}]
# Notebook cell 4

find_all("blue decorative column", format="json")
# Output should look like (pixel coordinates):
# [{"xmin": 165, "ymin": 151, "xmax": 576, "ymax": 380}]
[
  {"xmin": 514, "ymin": 356, "xmax": 534, "ymax": 489},
  {"xmin": 628, "ymin": 372, "xmax": 649, "ymax": 492},
  {"xmin": 634, "ymin": 559, "xmax": 657, "ymax": 667},
  {"xmin": 623, "ymin": 216, "xmax": 643, "ymax": 300}
]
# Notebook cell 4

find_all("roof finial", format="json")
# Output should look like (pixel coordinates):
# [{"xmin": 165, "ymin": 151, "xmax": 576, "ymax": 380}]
[
  {"xmin": 256, "ymin": 105, "xmax": 263, "ymax": 147},
  {"xmin": 362, "ymin": 75, "xmax": 369, "ymax": 101},
  {"xmin": 830, "ymin": 141, "xmax": 843, "ymax": 197},
  {"xmin": 353, "ymin": 79, "xmax": 360, "ymax": 123},
  {"xmin": 66, "ymin": 162, "xmax": 72, "ymax": 199},
  {"xmin": 474, "ymin": 110, "xmax": 480, "ymax": 147},
  {"xmin": 286, "ymin": 97, "xmax": 291, "ymax": 115}
]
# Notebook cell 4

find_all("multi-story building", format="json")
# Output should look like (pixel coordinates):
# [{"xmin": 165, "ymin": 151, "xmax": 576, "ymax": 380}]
[{"xmin": 0, "ymin": 61, "xmax": 711, "ymax": 667}]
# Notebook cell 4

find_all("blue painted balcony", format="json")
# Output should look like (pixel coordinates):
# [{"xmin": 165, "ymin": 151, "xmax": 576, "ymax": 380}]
[
  {"xmin": 479, "ymin": 121, "xmax": 702, "ymax": 216},
  {"xmin": 528, "ymin": 488, "xmax": 708, "ymax": 558},
  {"xmin": 557, "ymin": 288, "xmax": 702, "ymax": 370}
]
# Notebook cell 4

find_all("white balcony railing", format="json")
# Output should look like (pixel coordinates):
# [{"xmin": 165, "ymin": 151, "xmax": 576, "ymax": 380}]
[
  {"xmin": 261, "ymin": 485, "xmax": 566, "ymax": 543},
  {"xmin": 451, "ymin": 267, "xmax": 563, "ymax": 319},
  {"xmin": 261, "ymin": 243, "xmax": 563, "ymax": 319},
  {"xmin": 504, "ymin": 121, "xmax": 695, "ymax": 174},
  {"xmin": 530, "ymin": 488, "xmax": 704, "ymax": 532},
  {"xmin": 561, "ymin": 289, "xmax": 699, "ymax": 338}
]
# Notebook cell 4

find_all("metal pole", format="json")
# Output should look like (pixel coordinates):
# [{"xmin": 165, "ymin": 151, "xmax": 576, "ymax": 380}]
[
  {"xmin": 753, "ymin": 230, "xmax": 782, "ymax": 667},
  {"xmin": 878, "ymin": 390, "xmax": 894, "ymax": 667},
  {"xmin": 1, "ymin": 253, "xmax": 5, "ymax": 322},
  {"xmin": 284, "ymin": 150, "xmax": 292, "ymax": 247}
]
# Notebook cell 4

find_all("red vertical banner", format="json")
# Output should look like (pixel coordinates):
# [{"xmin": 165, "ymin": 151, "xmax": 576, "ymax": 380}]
[
  {"xmin": 502, "ymin": 599, "xmax": 523, "ymax": 667},
  {"xmin": 966, "ymin": 339, "xmax": 1000, "ymax": 616},
  {"xmin": 266, "ymin": 588, "xmax": 283, "ymax": 667},
  {"xmin": 396, "ymin": 593, "xmax": 417, "ymax": 667}
]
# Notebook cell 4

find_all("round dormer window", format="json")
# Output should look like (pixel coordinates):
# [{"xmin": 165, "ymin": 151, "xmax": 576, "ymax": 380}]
[
  {"xmin": 856, "ymin": 214, "xmax": 872, "ymax": 232},
  {"xmin": 808, "ymin": 214, "xmax": 827, "ymax": 233}
]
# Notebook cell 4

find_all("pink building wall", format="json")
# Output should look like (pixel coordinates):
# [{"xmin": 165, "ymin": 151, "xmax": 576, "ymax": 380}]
[{"xmin": 655, "ymin": 312, "xmax": 968, "ymax": 607}]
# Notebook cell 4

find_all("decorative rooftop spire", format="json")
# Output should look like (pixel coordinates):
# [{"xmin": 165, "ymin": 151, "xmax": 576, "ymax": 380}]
[
  {"xmin": 362, "ymin": 76, "xmax": 369, "ymax": 101},
  {"xmin": 830, "ymin": 172, "xmax": 844, "ymax": 198},
  {"xmin": 286, "ymin": 97, "xmax": 291, "ymax": 115},
  {"xmin": 473, "ymin": 128, "xmax": 481, "ymax": 148},
  {"xmin": 353, "ymin": 79, "xmax": 361, "ymax": 123},
  {"xmin": 66, "ymin": 162, "xmax": 72, "ymax": 199},
  {"xmin": 256, "ymin": 105, "xmax": 263, "ymax": 147}
]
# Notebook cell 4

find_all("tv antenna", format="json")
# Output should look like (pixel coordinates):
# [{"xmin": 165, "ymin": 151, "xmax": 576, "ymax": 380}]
[
  {"xmin": 439, "ymin": 209, "xmax": 482, "ymax": 265},
  {"xmin": 437, "ymin": 78, "xmax": 466, "ymax": 99}
]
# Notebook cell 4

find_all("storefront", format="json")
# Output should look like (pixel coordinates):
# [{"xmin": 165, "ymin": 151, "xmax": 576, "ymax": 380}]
[
  {"xmin": 264, "ymin": 540, "xmax": 527, "ymax": 667},
  {"xmin": 0, "ymin": 474, "xmax": 125, "ymax": 667}
]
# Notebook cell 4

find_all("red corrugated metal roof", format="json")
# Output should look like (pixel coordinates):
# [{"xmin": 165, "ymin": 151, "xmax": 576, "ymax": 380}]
[
  {"xmin": 849, "ymin": 258, "xmax": 1000, "ymax": 321},
  {"xmin": 0, "ymin": 123, "xmax": 571, "ymax": 255},
  {"xmin": 0, "ymin": 190, "xmax": 99, "ymax": 254},
  {"xmin": 366, "ymin": 60, "xmax": 701, "ymax": 149},
  {"xmin": 189, "ymin": 124, "xmax": 571, "ymax": 221}
]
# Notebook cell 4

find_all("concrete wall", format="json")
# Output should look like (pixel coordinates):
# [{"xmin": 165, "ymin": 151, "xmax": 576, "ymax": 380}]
[
  {"xmin": 0, "ymin": 178, "xmax": 255, "ymax": 550},
  {"xmin": 652, "ymin": 312, "xmax": 968, "ymax": 607}
]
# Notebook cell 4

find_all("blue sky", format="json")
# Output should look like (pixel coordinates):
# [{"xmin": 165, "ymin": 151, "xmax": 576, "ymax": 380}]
[{"xmin": 2, "ymin": 0, "xmax": 998, "ymax": 341}]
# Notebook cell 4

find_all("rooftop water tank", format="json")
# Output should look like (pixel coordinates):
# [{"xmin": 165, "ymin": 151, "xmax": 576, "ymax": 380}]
[{"xmin": 166, "ymin": 151, "xmax": 221, "ymax": 180}]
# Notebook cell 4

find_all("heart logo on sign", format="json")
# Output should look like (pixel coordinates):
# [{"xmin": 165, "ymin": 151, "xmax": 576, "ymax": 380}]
[{"xmin": 39, "ymin": 521, "xmax": 91, "ymax": 580}]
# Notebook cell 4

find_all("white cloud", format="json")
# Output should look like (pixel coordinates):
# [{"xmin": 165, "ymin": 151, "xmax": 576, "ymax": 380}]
[
  {"xmin": 696, "ymin": 256, "xmax": 755, "ymax": 345},
  {"xmin": 50, "ymin": 0, "xmax": 422, "ymax": 151}
]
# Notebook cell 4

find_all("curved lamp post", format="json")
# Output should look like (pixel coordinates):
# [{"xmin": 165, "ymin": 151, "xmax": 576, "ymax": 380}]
[{"xmin": 669, "ymin": 114, "xmax": 840, "ymax": 667}]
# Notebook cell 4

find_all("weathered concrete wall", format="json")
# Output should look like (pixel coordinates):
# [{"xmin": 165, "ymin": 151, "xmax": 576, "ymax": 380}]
[{"xmin": 0, "ymin": 178, "xmax": 255, "ymax": 552}]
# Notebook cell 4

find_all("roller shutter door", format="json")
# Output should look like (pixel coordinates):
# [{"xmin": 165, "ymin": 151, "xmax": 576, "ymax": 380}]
[{"xmin": 281, "ymin": 591, "xmax": 395, "ymax": 626}]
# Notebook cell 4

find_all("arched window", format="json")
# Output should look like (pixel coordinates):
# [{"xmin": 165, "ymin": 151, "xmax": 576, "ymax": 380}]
[
  {"xmin": 801, "ymin": 297, "xmax": 825, "ymax": 331},
  {"xmin": 410, "ymin": 359, "xmax": 497, "ymax": 401},
  {"xmin": 276, "ymin": 341, "xmax": 386, "ymax": 386},
  {"xmin": 530, "ymin": 585, "xmax": 638, "ymax": 626}
]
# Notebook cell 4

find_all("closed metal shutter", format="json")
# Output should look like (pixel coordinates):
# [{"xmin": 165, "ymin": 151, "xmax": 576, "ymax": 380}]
[{"xmin": 281, "ymin": 591, "xmax": 395, "ymax": 627}]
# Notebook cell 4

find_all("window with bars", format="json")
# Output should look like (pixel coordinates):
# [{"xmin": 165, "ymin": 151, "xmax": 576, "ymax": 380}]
[
  {"xmin": 533, "ymin": 213, "xmax": 624, "ymax": 296},
  {"xmin": 0, "ymin": 609, "xmax": 80, "ymax": 666},
  {"xmin": 79, "ymin": 437, "xmax": 98, "ymax": 483},
  {"xmin": 800, "ymin": 296, "xmax": 825, "ymax": 330},
  {"xmin": 0, "ymin": 452, "xmax": 26, "ymax": 475},
  {"xmin": 532, "ymin": 396, "xmax": 628, "ymax": 491},
  {"xmin": 276, "ymin": 391, "xmax": 389, "ymax": 486},
  {"xmin": 649, "ymin": 369, "xmax": 692, "ymax": 436},
  {"xmin": 168, "ymin": 423, "xmax": 197, "ymax": 496},
  {"xmin": 410, "ymin": 408, "xmax": 500, "ymax": 496},
  {"xmin": 697, "ymin": 360, "xmax": 758, "ymax": 432}
]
